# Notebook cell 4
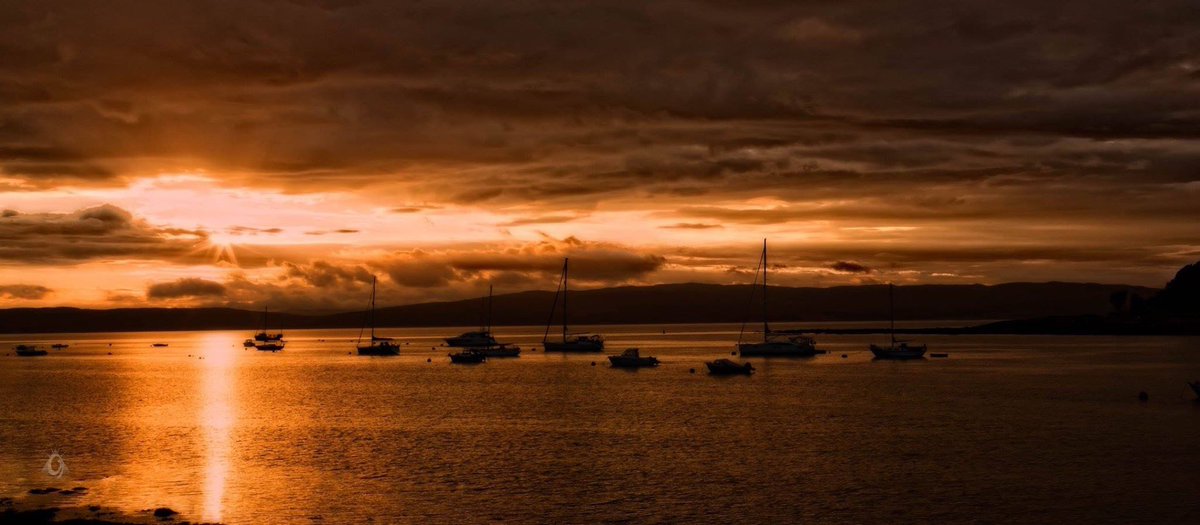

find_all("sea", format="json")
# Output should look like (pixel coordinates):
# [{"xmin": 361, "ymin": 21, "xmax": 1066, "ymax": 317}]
[{"xmin": 1, "ymin": 323, "xmax": 1198, "ymax": 524}]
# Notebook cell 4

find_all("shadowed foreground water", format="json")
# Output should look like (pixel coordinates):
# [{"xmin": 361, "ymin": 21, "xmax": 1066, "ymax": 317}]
[{"xmin": 2, "ymin": 324, "xmax": 1199, "ymax": 524}]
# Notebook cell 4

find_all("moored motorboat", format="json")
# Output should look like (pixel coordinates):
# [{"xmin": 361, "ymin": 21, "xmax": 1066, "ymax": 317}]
[
  {"xmin": 608, "ymin": 348, "xmax": 659, "ymax": 368},
  {"xmin": 15, "ymin": 344, "xmax": 47, "ymax": 357},
  {"xmin": 736, "ymin": 240, "xmax": 818, "ymax": 358},
  {"xmin": 356, "ymin": 276, "xmax": 400, "ymax": 356},
  {"xmin": 541, "ymin": 258, "xmax": 606, "ymax": 353},
  {"xmin": 449, "ymin": 350, "xmax": 486, "ymax": 364},
  {"xmin": 706, "ymin": 358, "xmax": 754, "ymax": 375}
]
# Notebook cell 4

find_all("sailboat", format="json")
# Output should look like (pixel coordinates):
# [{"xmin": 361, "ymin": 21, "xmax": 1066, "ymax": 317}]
[
  {"xmin": 444, "ymin": 285, "xmax": 500, "ymax": 348},
  {"xmin": 736, "ymin": 240, "xmax": 817, "ymax": 357},
  {"xmin": 252, "ymin": 305, "xmax": 286, "ymax": 351},
  {"xmin": 357, "ymin": 276, "xmax": 400, "ymax": 356},
  {"xmin": 869, "ymin": 284, "xmax": 927, "ymax": 359},
  {"xmin": 253, "ymin": 306, "xmax": 283, "ymax": 342},
  {"xmin": 541, "ymin": 258, "xmax": 605, "ymax": 352}
]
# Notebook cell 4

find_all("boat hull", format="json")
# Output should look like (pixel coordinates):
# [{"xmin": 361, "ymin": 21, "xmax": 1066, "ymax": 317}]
[
  {"xmin": 255, "ymin": 343, "xmax": 285, "ymax": 352},
  {"xmin": 444, "ymin": 334, "xmax": 498, "ymax": 348},
  {"xmin": 706, "ymin": 359, "xmax": 754, "ymax": 375},
  {"xmin": 543, "ymin": 340, "xmax": 604, "ymax": 353},
  {"xmin": 449, "ymin": 352, "xmax": 486, "ymax": 364},
  {"xmin": 738, "ymin": 341, "xmax": 817, "ymax": 357},
  {"xmin": 869, "ymin": 345, "xmax": 927, "ymax": 359},
  {"xmin": 357, "ymin": 344, "xmax": 399, "ymax": 356},
  {"xmin": 477, "ymin": 346, "xmax": 521, "ymax": 357},
  {"xmin": 608, "ymin": 356, "xmax": 659, "ymax": 368}
]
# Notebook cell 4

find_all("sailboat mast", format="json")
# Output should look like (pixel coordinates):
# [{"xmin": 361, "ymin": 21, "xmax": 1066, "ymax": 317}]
[
  {"xmin": 562, "ymin": 258, "xmax": 569, "ymax": 342},
  {"xmin": 889, "ymin": 283, "xmax": 895, "ymax": 345},
  {"xmin": 370, "ymin": 276, "xmax": 377, "ymax": 340},
  {"xmin": 486, "ymin": 285, "xmax": 493, "ymax": 333},
  {"xmin": 761, "ymin": 239, "xmax": 769, "ymax": 341}
]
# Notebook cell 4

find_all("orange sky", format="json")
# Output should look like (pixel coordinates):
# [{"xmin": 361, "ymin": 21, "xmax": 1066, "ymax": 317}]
[{"xmin": 1, "ymin": 1, "xmax": 1198, "ymax": 309}]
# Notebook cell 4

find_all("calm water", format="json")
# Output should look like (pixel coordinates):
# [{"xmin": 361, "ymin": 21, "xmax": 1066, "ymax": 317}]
[{"xmin": 1, "ymin": 324, "xmax": 1198, "ymax": 524}]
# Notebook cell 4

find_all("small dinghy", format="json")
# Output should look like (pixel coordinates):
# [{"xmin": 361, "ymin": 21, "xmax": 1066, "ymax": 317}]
[
  {"xmin": 15, "ymin": 344, "xmax": 47, "ymax": 357},
  {"xmin": 449, "ymin": 350, "xmax": 486, "ymax": 364},
  {"xmin": 151, "ymin": 343, "xmax": 169, "ymax": 348},
  {"xmin": 608, "ymin": 348, "xmax": 659, "ymax": 368},
  {"xmin": 706, "ymin": 358, "xmax": 754, "ymax": 375}
]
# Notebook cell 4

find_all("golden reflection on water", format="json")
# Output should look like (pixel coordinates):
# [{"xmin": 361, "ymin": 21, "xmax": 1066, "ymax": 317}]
[{"xmin": 200, "ymin": 335, "xmax": 236, "ymax": 523}]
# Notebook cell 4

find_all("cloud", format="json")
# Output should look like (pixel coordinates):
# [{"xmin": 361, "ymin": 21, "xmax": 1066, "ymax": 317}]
[
  {"xmin": 660, "ymin": 223, "xmax": 723, "ymax": 230},
  {"xmin": 828, "ymin": 261, "xmax": 873, "ymax": 274},
  {"xmin": 147, "ymin": 278, "xmax": 227, "ymax": 299},
  {"xmin": 0, "ymin": 284, "xmax": 52, "ymax": 299},
  {"xmin": 0, "ymin": 204, "xmax": 206, "ymax": 264}
]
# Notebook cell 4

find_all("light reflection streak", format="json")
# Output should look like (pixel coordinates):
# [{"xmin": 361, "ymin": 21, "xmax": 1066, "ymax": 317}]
[{"xmin": 200, "ymin": 335, "xmax": 235, "ymax": 522}]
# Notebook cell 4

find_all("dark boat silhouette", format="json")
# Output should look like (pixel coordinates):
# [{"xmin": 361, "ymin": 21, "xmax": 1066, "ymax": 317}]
[
  {"xmin": 476, "ymin": 344, "xmax": 521, "ymax": 358},
  {"xmin": 51, "ymin": 343, "xmax": 68, "ymax": 349},
  {"xmin": 14, "ymin": 344, "xmax": 47, "ymax": 357},
  {"xmin": 242, "ymin": 339, "xmax": 256, "ymax": 347},
  {"xmin": 541, "ymin": 258, "xmax": 605, "ymax": 353},
  {"xmin": 445, "ymin": 285, "xmax": 518, "ymax": 356},
  {"xmin": 737, "ymin": 240, "xmax": 817, "ymax": 357},
  {"xmin": 449, "ymin": 350, "xmax": 486, "ymax": 364},
  {"xmin": 869, "ymin": 284, "xmax": 928, "ymax": 360},
  {"xmin": 356, "ymin": 276, "xmax": 400, "ymax": 356},
  {"xmin": 255, "ymin": 341, "xmax": 285, "ymax": 352},
  {"xmin": 706, "ymin": 358, "xmax": 754, "ymax": 375},
  {"xmin": 253, "ymin": 306, "xmax": 284, "ymax": 342},
  {"xmin": 608, "ymin": 348, "xmax": 659, "ymax": 368}
]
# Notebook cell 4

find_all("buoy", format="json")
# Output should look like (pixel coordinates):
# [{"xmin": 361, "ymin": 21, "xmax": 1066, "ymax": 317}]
[
  {"xmin": 689, "ymin": 368, "xmax": 695, "ymax": 374},
  {"xmin": 590, "ymin": 361, "xmax": 596, "ymax": 366},
  {"xmin": 427, "ymin": 358, "xmax": 432, "ymax": 363},
  {"xmin": 1138, "ymin": 391, "xmax": 1149, "ymax": 402}
]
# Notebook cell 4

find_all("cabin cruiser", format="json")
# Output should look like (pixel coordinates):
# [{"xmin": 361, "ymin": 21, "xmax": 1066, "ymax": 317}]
[
  {"xmin": 444, "ymin": 331, "xmax": 498, "ymax": 348},
  {"xmin": 706, "ymin": 359, "xmax": 754, "ymax": 375},
  {"xmin": 608, "ymin": 348, "xmax": 659, "ymax": 368}
]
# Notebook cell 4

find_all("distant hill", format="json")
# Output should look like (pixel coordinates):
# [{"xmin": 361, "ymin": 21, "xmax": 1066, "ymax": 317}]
[{"xmin": 0, "ymin": 282, "xmax": 1157, "ymax": 334}]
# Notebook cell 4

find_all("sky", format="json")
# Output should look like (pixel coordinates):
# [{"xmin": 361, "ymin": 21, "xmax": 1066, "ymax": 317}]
[{"xmin": 1, "ymin": 0, "xmax": 1198, "ymax": 310}]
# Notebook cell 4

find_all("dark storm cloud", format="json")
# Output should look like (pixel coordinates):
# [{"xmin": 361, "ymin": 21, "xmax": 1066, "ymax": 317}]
[
  {"xmin": 0, "ymin": 204, "xmax": 206, "ymax": 263},
  {"xmin": 1, "ymin": 0, "xmax": 1197, "ymax": 199},
  {"xmin": 0, "ymin": 284, "xmax": 52, "ymax": 299},
  {"xmin": 147, "ymin": 277, "xmax": 226, "ymax": 299},
  {"xmin": 828, "ymin": 261, "xmax": 872, "ymax": 274}
]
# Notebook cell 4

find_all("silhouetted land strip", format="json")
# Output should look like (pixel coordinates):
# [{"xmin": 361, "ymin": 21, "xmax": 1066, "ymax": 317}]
[{"xmin": 0, "ymin": 282, "xmax": 1161, "ymax": 334}]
